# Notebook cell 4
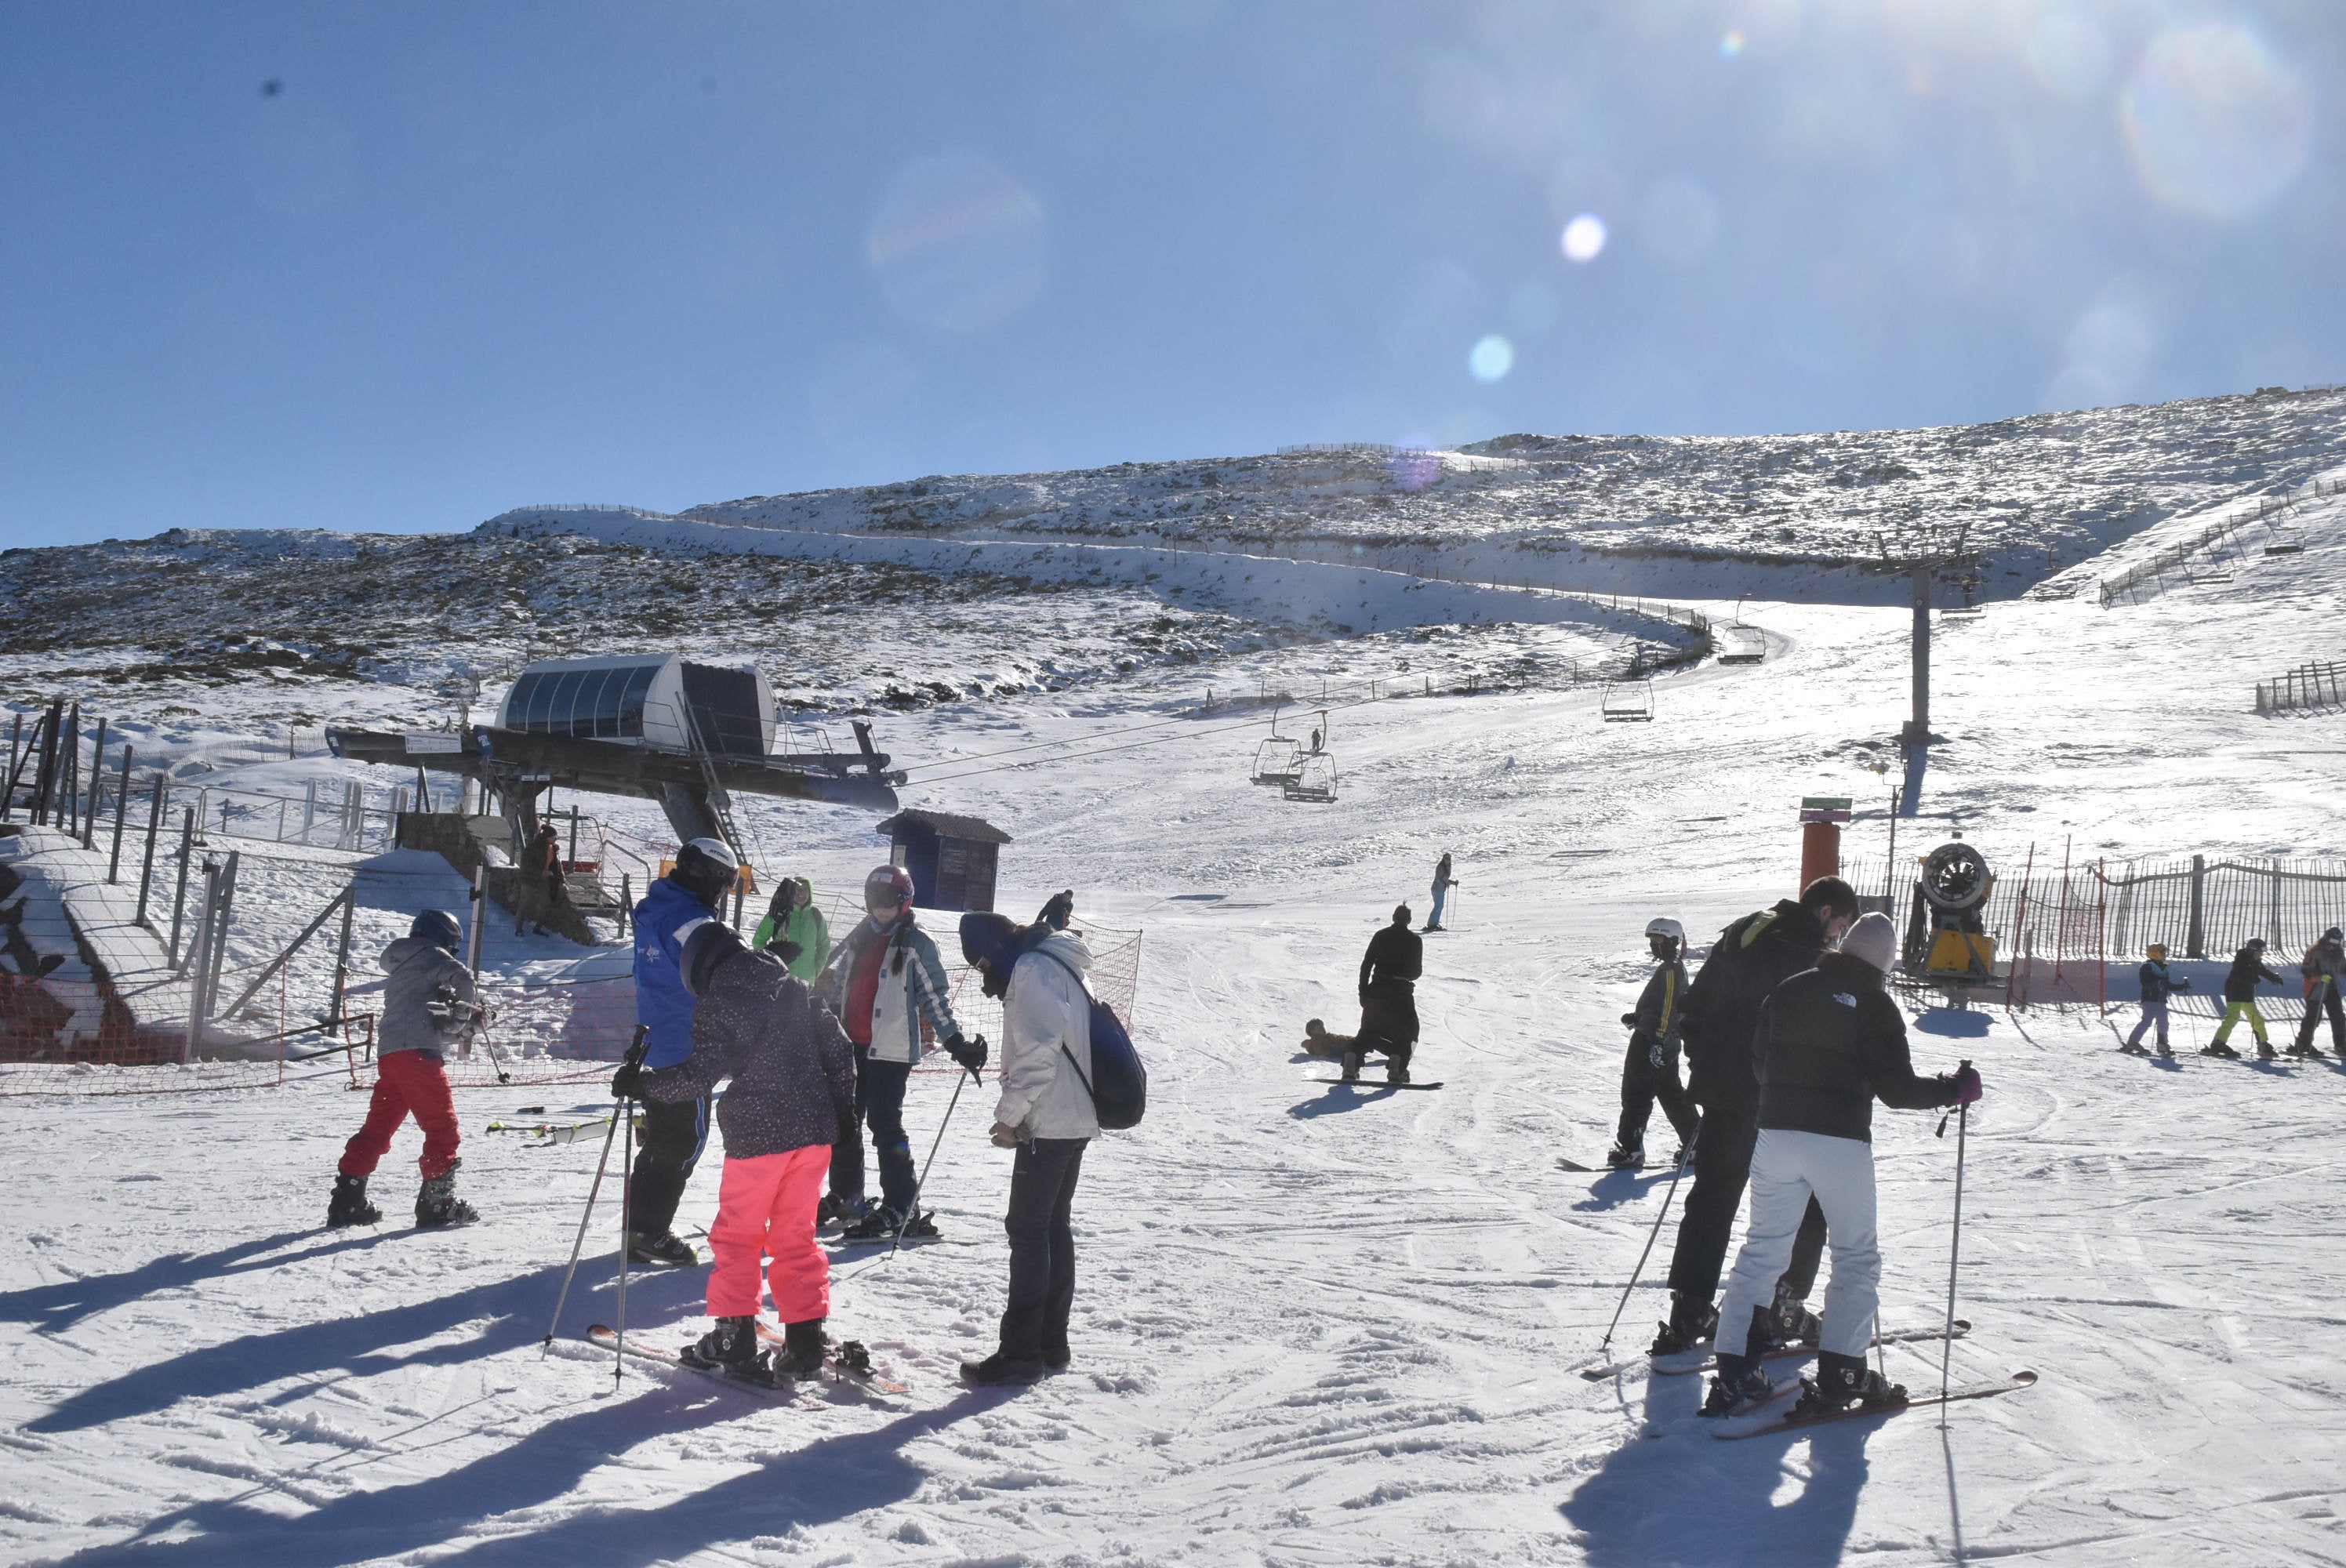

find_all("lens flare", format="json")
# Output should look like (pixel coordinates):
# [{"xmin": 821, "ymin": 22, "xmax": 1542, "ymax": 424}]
[
  {"xmin": 2120, "ymin": 23, "xmax": 2312, "ymax": 223},
  {"xmin": 1560, "ymin": 213, "xmax": 1607, "ymax": 263},
  {"xmin": 866, "ymin": 151, "xmax": 1048, "ymax": 334},
  {"xmin": 1469, "ymin": 335, "xmax": 1515, "ymax": 383},
  {"xmin": 1720, "ymin": 30, "xmax": 1746, "ymax": 59}
]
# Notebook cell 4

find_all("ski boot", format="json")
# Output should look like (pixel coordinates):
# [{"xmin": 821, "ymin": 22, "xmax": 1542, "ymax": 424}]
[
  {"xmin": 680, "ymin": 1316, "xmax": 764, "ymax": 1378},
  {"xmin": 767, "ymin": 1317, "xmax": 828, "ymax": 1381},
  {"xmin": 326, "ymin": 1173, "xmax": 380, "ymax": 1229},
  {"xmin": 816, "ymin": 1193, "xmax": 851, "ymax": 1229},
  {"xmin": 1648, "ymin": 1291, "xmax": 1717, "ymax": 1359},
  {"xmin": 627, "ymin": 1231, "xmax": 699, "ymax": 1266},
  {"xmin": 2155, "ymin": 1038, "xmax": 2174, "ymax": 1058},
  {"xmin": 840, "ymin": 1205, "xmax": 905, "ymax": 1242},
  {"xmin": 960, "ymin": 1348, "xmax": 1048, "ymax": 1385},
  {"xmin": 1757, "ymin": 1280, "xmax": 1823, "ymax": 1352},
  {"xmin": 2257, "ymin": 1043, "xmax": 2281, "ymax": 1061},
  {"xmin": 414, "ymin": 1163, "xmax": 478, "ymax": 1228},
  {"xmin": 1605, "ymin": 1142, "xmax": 1643, "ymax": 1171},
  {"xmin": 2286, "ymin": 1040, "xmax": 2329, "ymax": 1060},
  {"xmin": 1790, "ymin": 1351, "xmax": 1907, "ymax": 1421},
  {"xmin": 1338, "ymin": 1051, "xmax": 1362, "ymax": 1083},
  {"xmin": 1700, "ymin": 1356, "xmax": 1779, "ymax": 1418},
  {"xmin": 2116, "ymin": 1039, "xmax": 2151, "ymax": 1056},
  {"xmin": 2200, "ymin": 1039, "xmax": 2240, "ymax": 1058}
]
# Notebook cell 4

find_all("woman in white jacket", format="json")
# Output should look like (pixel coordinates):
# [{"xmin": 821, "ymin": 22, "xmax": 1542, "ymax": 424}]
[{"xmin": 958, "ymin": 912, "xmax": 1099, "ymax": 1385}]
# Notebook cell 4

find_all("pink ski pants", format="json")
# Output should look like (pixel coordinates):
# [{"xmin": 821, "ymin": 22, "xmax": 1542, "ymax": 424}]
[{"xmin": 706, "ymin": 1144, "xmax": 831, "ymax": 1323}]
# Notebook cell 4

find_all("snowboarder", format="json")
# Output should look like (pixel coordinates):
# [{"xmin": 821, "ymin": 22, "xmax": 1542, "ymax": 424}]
[
  {"xmin": 619, "ymin": 837, "xmax": 739, "ymax": 1267},
  {"xmin": 612, "ymin": 920, "xmax": 859, "ymax": 1382},
  {"xmin": 1424, "ymin": 852, "xmax": 1458, "ymax": 932},
  {"xmin": 2121, "ymin": 944, "xmax": 2188, "ymax": 1057},
  {"xmin": 1651, "ymin": 876, "xmax": 1862, "ymax": 1361},
  {"xmin": 813, "ymin": 865, "xmax": 985, "ymax": 1240},
  {"xmin": 2292, "ymin": 926, "xmax": 2346, "ymax": 1059},
  {"xmin": 1298, "ymin": 1018, "xmax": 1353, "ymax": 1061},
  {"xmin": 752, "ymin": 875, "xmax": 831, "ymax": 982},
  {"xmin": 957, "ymin": 910, "xmax": 1099, "ymax": 1384},
  {"xmin": 1353, "ymin": 903, "xmax": 1422, "ymax": 1083},
  {"xmin": 2205, "ymin": 937, "xmax": 2283, "ymax": 1058},
  {"xmin": 327, "ymin": 909, "xmax": 484, "ymax": 1229},
  {"xmin": 1609, "ymin": 916, "xmax": 1700, "ymax": 1170},
  {"xmin": 1705, "ymin": 911, "xmax": 1982, "ymax": 1421}
]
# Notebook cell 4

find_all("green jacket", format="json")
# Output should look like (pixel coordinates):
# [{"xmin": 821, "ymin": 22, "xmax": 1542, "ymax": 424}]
[{"xmin": 753, "ymin": 880, "xmax": 832, "ymax": 982}]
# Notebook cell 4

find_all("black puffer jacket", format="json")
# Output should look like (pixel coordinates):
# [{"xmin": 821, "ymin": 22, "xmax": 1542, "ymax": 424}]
[
  {"xmin": 2223, "ymin": 947, "xmax": 2283, "ymax": 1003},
  {"xmin": 642, "ymin": 949, "xmax": 857, "ymax": 1159},
  {"xmin": 1681, "ymin": 901, "xmax": 1831, "ymax": 1114},
  {"xmin": 1754, "ymin": 952, "xmax": 1957, "ymax": 1143}
]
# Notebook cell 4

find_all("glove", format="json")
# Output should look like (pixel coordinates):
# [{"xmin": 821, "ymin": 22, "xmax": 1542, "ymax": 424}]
[
  {"xmin": 1647, "ymin": 1040, "xmax": 1667, "ymax": 1072},
  {"xmin": 990, "ymin": 1120, "xmax": 1026, "ymax": 1149},
  {"xmin": 1620, "ymin": 1012, "xmax": 1638, "ymax": 1028},
  {"xmin": 771, "ymin": 938, "xmax": 802, "ymax": 965},
  {"xmin": 2174, "ymin": 978, "xmax": 2190, "ymax": 991},
  {"xmin": 1947, "ymin": 1065, "xmax": 1982, "ymax": 1106},
  {"xmin": 945, "ymin": 1033, "xmax": 988, "ymax": 1074},
  {"xmin": 609, "ymin": 1060, "xmax": 645, "ymax": 1101}
]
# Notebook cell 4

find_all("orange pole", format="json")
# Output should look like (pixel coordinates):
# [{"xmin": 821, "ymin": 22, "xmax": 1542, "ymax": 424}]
[{"xmin": 1800, "ymin": 821, "xmax": 1841, "ymax": 892}]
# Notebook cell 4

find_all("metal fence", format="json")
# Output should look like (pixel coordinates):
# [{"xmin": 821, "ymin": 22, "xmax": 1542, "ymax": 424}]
[
  {"xmin": 2256, "ymin": 660, "xmax": 2344, "ymax": 715},
  {"xmin": 2097, "ymin": 473, "xmax": 2344, "ymax": 608}
]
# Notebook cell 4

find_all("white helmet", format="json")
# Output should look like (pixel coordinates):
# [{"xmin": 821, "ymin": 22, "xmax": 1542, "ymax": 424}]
[{"xmin": 1645, "ymin": 916, "xmax": 1684, "ymax": 942}]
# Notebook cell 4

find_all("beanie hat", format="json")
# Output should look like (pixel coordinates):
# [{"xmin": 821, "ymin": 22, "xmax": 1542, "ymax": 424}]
[
  {"xmin": 958, "ymin": 910, "xmax": 1020, "ymax": 971},
  {"xmin": 1839, "ymin": 910, "xmax": 1898, "ymax": 974},
  {"xmin": 681, "ymin": 919, "xmax": 747, "ymax": 999},
  {"xmin": 411, "ymin": 909, "xmax": 463, "ymax": 953}
]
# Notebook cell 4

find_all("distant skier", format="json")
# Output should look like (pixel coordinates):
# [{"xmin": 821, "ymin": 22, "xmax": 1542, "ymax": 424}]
[
  {"xmin": 2292, "ymin": 926, "xmax": 2346, "ymax": 1059},
  {"xmin": 327, "ymin": 909, "xmax": 484, "ymax": 1229},
  {"xmin": 753, "ymin": 876, "xmax": 831, "ymax": 982},
  {"xmin": 613, "ymin": 920, "xmax": 857, "ymax": 1382},
  {"xmin": 1037, "ymin": 889, "xmax": 1076, "ymax": 932},
  {"xmin": 620, "ymin": 837, "xmax": 741, "ymax": 1267},
  {"xmin": 1703, "ymin": 911, "xmax": 1981, "ymax": 1421},
  {"xmin": 2204, "ymin": 937, "xmax": 2284, "ymax": 1059},
  {"xmin": 2119, "ymin": 944, "xmax": 2188, "ymax": 1057},
  {"xmin": 1424, "ymin": 853, "xmax": 1458, "ymax": 932},
  {"xmin": 1351, "ymin": 903, "xmax": 1423, "ymax": 1084},
  {"xmin": 813, "ymin": 866, "xmax": 985, "ymax": 1239},
  {"xmin": 958, "ymin": 910, "xmax": 1099, "ymax": 1384},
  {"xmin": 1608, "ymin": 916, "xmax": 1700, "ymax": 1170},
  {"xmin": 1651, "ymin": 876, "xmax": 1862, "ymax": 1363},
  {"xmin": 1298, "ymin": 1018, "xmax": 1354, "ymax": 1062},
  {"xmin": 532, "ymin": 822, "xmax": 566, "ymax": 907}
]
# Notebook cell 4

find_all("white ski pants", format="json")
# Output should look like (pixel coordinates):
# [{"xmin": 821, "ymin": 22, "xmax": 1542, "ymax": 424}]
[{"xmin": 1716, "ymin": 1127, "xmax": 1881, "ymax": 1361}]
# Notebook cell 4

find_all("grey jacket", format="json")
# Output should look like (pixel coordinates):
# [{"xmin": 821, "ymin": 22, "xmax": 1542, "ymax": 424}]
[
  {"xmin": 644, "ymin": 949, "xmax": 858, "ymax": 1159},
  {"xmin": 378, "ymin": 937, "xmax": 477, "ymax": 1059}
]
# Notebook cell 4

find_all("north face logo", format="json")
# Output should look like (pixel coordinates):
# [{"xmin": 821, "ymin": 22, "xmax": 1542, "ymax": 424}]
[{"xmin": 1832, "ymin": 992, "xmax": 1858, "ymax": 1008}]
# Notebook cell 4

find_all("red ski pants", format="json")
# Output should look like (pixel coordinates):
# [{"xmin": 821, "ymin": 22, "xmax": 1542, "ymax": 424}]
[
  {"xmin": 340, "ymin": 1050, "xmax": 461, "ymax": 1181},
  {"xmin": 707, "ymin": 1144, "xmax": 831, "ymax": 1323}
]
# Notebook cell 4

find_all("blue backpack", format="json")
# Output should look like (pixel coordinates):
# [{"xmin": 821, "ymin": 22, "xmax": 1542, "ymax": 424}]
[{"xmin": 1034, "ymin": 949, "xmax": 1147, "ymax": 1131}]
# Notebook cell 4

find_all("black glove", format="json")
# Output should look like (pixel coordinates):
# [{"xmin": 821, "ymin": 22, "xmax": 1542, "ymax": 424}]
[
  {"xmin": 945, "ymin": 1033, "xmax": 988, "ymax": 1074},
  {"xmin": 2174, "ymin": 978, "xmax": 2190, "ymax": 991},
  {"xmin": 609, "ymin": 1061, "xmax": 645, "ymax": 1101},
  {"xmin": 771, "ymin": 938, "xmax": 803, "ymax": 965},
  {"xmin": 1621, "ymin": 1011, "xmax": 1638, "ymax": 1028},
  {"xmin": 836, "ymin": 1105, "xmax": 859, "ymax": 1147}
]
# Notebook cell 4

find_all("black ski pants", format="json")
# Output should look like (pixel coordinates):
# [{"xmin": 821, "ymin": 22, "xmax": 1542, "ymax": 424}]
[
  {"xmin": 830, "ymin": 1056, "xmax": 918, "ymax": 1218},
  {"xmin": 1615, "ymin": 1036, "xmax": 1699, "ymax": 1156},
  {"xmin": 999, "ymin": 1137, "xmax": 1088, "ymax": 1365},
  {"xmin": 626, "ymin": 1094, "xmax": 709, "ymax": 1240},
  {"xmin": 2297, "ymin": 982, "xmax": 2345, "ymax": 1052},
  {"xmin": 1665, "ymin": 1104, "xmax": 1826, "ymax": 1305}
]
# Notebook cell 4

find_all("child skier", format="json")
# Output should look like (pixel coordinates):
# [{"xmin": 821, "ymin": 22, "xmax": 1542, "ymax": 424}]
[
  {"xmin": 2120, "ymin": 944, "xmax": 2188, "ymax": 1057},
  {"xmin": 616, "ymin": 920, "xmax": 859, "ymax": 1381},
  {"xmin": 326, "ymin": 909, "xmax": 485, "ymax": 1229},
  {"xmin": 2204, "ymin": 938, "xmax": 2282, "ymax": 1059},
  {"xmin": 1608, "ymin": 916, "xmax": 1700, "ymax": 1169}
]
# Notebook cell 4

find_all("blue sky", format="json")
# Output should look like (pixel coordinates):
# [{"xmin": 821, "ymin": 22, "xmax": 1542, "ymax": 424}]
[{"xmin": 3, "ymin": 1, "xmax": 2341, "ymax": 548}]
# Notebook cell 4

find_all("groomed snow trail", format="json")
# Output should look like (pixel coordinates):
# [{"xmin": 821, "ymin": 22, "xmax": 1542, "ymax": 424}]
[{"xmin": 6, "ymin": 539, "xmax": 2346, "ymax": 1565}]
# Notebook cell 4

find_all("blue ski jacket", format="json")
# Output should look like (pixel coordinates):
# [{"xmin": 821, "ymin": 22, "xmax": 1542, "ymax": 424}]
[{"xmin": 634, "ymin": 875, "xmax": 717, "ymax": 1069}]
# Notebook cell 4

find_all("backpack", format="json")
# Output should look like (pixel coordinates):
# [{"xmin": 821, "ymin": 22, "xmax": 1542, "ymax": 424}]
[{"xmin": 1033, "ymin": 948, "xmax": 1146, "ymax": 1131}]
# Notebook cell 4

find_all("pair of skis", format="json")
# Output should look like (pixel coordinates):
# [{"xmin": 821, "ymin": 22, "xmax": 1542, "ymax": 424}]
[
  {"xmin": 586, "ymin": 1323, "xmax": 908, "ymax": 1399},
  {"xmin": 1582, "ymin": 1319, "xmax": 1968, "ymax": 1383},
  {"xmin": 1708, "ymin": 1369, "xmax": 2039, "ymax": 1440}
]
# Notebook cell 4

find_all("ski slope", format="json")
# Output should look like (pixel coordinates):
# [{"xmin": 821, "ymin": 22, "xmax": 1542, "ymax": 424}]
[{"xmin": 5, "ymin": 470, "xmax": 2346, "ymax": 1566}]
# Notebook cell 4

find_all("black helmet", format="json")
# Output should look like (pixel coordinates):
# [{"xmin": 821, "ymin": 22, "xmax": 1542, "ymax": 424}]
[{"xmin": 670, "ymin": 837, "xmax": 739, "ymax": 907}]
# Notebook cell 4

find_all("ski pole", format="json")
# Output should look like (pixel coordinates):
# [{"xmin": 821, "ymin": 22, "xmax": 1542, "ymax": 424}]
[
  {"xmin": 543, "ymin": 1026, "xmax": 645, "ymax": 1356},
  {"xmin": 1937, "ymin": 1057, "xmax": 1972, "ymax": 1408},
  {"xmin": 885, "ymin": 1065, "xmax": 975, "ymax": 1267},
  {"xmin": 1596, "ymin": 1143, "xmax": 1692, "ymax": 1357},
  {"xmin": 612, "ymin": 1029, "xmax": 651, "ymax": 1391}
]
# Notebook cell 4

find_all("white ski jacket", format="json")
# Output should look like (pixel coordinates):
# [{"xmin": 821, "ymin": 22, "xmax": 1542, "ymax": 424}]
[{"xmin": 994, "ymin": 931, "xmax": 1099, "ymax": 1142}]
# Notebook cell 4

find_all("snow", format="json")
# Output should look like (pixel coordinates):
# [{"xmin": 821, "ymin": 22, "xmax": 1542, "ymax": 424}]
[{"xmin": 5, "ymin": 394, "xmax": 2346, "ymax": 1564}]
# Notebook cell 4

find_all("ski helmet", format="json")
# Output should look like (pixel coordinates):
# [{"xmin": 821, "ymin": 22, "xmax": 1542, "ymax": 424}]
[
  {"xmin": 670, "ymin": 837, "xmax": 739, "ymax": 907},
  {"xmin": 864, "ymin": 863, "xmax": 915, "ymax": 916},
  {"xmin": 2245, "ymin": 937, "xmax": 2267, "ymax": 950},
  {"xmin": 2326, "ymin": 927, "xmax": 2344, "ymax": 946},
  {"xmin": 2147, "ymin": 943, "xmax": 2167, "ymax": 960},
  {"xmin": 1645, "ymin": 916, "xmax": 1684, "ymax": 942},
  {"xmin": 411, "ymin": 909, "xmax": 463, "ymax": 952}
]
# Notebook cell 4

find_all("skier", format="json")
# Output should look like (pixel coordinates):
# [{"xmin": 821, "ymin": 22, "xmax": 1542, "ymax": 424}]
[
  {"xmin": 1651, "ymin": 876, "xmax": 1862, "ymax": 1362},
  {"xmin": 2120, "ymin": 944, "xmax": 2188, "ymax": 1057},
  {"xmin": 619, "ymin": 837, "xmax": 740, "ymax": 1268},
  {"xmin": 1608, "ymin": 916, "xmax": 1700, "ymax": 1170},
  {"xmin": 1705, "ymin": 911, "xmax": 1981, "ymax": 1421},
  {"xmin": 1037, "ymin": 889, "xmax": 1076, "ymax": 931},
  {"xmin": 957, "ymin": 910, "xmax": 1099, "ymax": 1384},
  {"xmin": 813, "ymin": 865, "xmax": 986, "ymax": 1240},
  {"xmin": 752, "ymin": 876, "xmax": 831, "ymax": 982},
  {"xmin": 327, "ymin": 909, "xmax": 484, "ymax": 1229},
  {"xmin": 2204, "ymin": 937, "xmax": 2284, "ymax": 1059},
  {"xmin": 1424, "ymin": 852, "xmax": 1458, "ymax": 932},
  {"xmin": 612, "ymin": 920, "xmax": 858, "ymax": 1382},
  {"xmin": 2292, "ymin": 926, "xmax": 2346, "ymax": 1059},
  {"xmin": 1298, "ymin": 1018, "xmax": 1354, "ymax": 1061},
  {"xmin": 1352, "ymin": 903, "xmax": 1422, "ymax": 1084}
]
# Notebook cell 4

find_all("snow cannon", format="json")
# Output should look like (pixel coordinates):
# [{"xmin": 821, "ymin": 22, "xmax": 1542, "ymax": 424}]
[{"xmin": 1906, "ymin": 840, "xmax": 1996, "ymax": 982}]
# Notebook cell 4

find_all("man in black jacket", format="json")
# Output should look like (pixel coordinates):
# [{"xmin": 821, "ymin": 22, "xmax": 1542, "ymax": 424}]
[
  {"xmin": 1352, "ymin": 904, "xmax": 1423, "ymax": 1084},
  {"xmin": 1651, "ymin": 877, "xmax": 1861, "ymax": 1360},
  {"xmin": 1705, "ymin": 912, "xmax": 1980, "ymax": 1420}
]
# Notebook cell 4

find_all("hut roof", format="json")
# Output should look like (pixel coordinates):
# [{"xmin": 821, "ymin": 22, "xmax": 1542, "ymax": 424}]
[{"xmin": 876, "ymin": 809, "xmax": 1012, "ymax": 845}]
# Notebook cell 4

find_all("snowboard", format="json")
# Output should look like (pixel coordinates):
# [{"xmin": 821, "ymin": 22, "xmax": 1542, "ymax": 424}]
[
  {"xmin": 584, "ymin": 1324, "xmax": 811, "ymax": 1402},
  {"xmin": 1311, "ymin": 1080, "xmax": 1444, "ymax": 1091},
  {"xmin": 1713, "ymin": 1370, "xmax": 2037, "ymax": 1439}
]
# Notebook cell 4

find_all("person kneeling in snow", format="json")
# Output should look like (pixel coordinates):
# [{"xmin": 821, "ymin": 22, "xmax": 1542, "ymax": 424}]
[
  {"xmin": 612, "ymin": 920, "xmax": 859, "ymax": 1381},
  {"xmin": 1704, "ymin": 912, "xmax": 1981, "ymax": 1422},
  {"xmin": 1298, "ymin": 1018, "xmax": 1354, "ymax": 1061},
  {"xmin": 327, "ymin": 909, "xmax": 485, "ymax": 1229}
]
